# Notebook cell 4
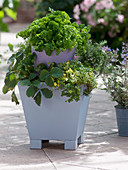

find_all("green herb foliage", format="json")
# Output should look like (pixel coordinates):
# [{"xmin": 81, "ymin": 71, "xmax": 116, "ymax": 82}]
[
  {"xmin": 17, "ymin": 8, "xmax": 90, "ymax": 56},
  {"xmin": 102, "ymin": 44, "xmax": 128, "ymax": 109},
  {"xmin": 2, "ymin": 43, "xmax": 97, "ymax": 106},
  {"xmin": 78, "ymin": 40, "xmax": 109, "ymax": 75}
]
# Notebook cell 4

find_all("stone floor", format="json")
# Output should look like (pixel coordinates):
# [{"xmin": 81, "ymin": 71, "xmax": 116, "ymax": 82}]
[{"xmin": 0, "ymin": 23, "xmax": 128, "ymax": 170}]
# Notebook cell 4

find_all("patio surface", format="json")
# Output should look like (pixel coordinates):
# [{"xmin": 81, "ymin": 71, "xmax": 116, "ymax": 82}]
[{"xmin": 0, "ymin": 23, "xmax": 128, "ymax": 170}]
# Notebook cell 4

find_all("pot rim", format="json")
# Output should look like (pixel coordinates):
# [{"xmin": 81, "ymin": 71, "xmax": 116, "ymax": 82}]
[{"xmin": 115, "ymin": 105, "xmax": 126, "ymax": 110}]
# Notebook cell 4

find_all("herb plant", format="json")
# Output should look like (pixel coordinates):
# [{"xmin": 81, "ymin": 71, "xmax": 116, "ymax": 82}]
[
  {"xmin": 102, "ymin": 43, "xmax": 128, "ymax": 109},
  {"xmin": 2, "ymin": 9, "xmax": 98, "ymax": 106},
  {"xmin": 17, "ymin": 8, "xmax": 91, "ymax": 56},
  {"xmin": 78, "ymin": 40, "xmax": 109, "ymax": 75},
  {"xmin": 2, "ymin": 43, "xmax": 97, "ymax": 106}
]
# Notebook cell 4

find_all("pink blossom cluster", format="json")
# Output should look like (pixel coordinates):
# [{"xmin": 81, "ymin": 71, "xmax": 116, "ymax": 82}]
[
  {"xmin": 73, "ymin": 0, "xmax": 125, "ymax": 38},
  {"xmin": 95, "ymin": 0, "xmax": 114, "ymax": 10},
  {"xmin": 80, "ymin": 0, "xmax": 96, "ymax": 13},
  {"xmin": 73, "ymin": 4, "xmax": 80, "ymax": 20},
  {"xmin": 86, "ymin": 14, "xmax": 97, "ymax": 26},
  {"xmin": 97, "ymin": 18, "xmax": 107, "ymax": 26},
  {"xmin": 116, "ymin": 14, "xmax": 124, "ymax": 23},
  {"xmin": 73, "ymin": 0, "xmax": 114, "ymax": 27}
]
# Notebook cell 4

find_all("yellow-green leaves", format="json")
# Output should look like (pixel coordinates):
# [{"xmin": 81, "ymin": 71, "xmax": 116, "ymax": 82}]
[
  {"xmin": 8, "ymin": 43, "xmax": 14, "ymax": 52},
  {"xmin": 0, "ymin": 11, "xmax": 4, "ymax": 19},
  {"xmin": 4, "ymin": 7, "xmax": 17, "ymax": 20}
]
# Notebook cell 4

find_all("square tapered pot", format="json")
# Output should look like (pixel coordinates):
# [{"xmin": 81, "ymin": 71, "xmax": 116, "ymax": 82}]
[
  {"xmin": 115, "ymin": 106, "xmax": 128, "ymax": 136},
  {"xmin": 18, "ymin": 84, "xmax": 90, "ymax": 150}
]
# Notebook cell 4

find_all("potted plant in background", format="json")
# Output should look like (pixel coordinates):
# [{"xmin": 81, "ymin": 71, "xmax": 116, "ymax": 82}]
[
  {"xmin": 102, "ymin": 43, "xmax": 128, "ymax": 136},
  {"xmin": 2, "ymin": 8, "xmax": 107, "ymax": 150}
]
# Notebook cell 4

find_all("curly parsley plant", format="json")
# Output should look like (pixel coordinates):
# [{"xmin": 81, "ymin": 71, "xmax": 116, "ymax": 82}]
[{"xmin": 16, "ymin": 8, "xmax": 90, "ymax": 56}]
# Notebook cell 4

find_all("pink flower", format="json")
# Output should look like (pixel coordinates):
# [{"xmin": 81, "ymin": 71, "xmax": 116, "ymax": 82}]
[
  {"xmin": 95, "ymin": 2, "xmax": 104, "ymax": 10},
  {"xmin": 73, "ymin": 14, "xmax": 80, "ymax": 20},
  {"xmin": 88, "ymin": 20, "xmax": 97, "ymax": 26},
  {"xmin": 73, "ymin": 5, "xmax": 80, "ymax": 20},
  {"xmin": 87, "ymin": 14, "xmax": 97, "ymax": 26},
  {"xmin": 98, "ymin": 18, "xmax": 104, "ymax": 23},
  {"xmin": 101, "ymin": 0, "xmax": 114, "ymax": 9},
  {"xmin": 116, "ymin": 14, "xmax": 124, "ymax": 23},
  {"xmin": 74, "ymin": 56, "xmax": 80, "ymax": 60},
  {"xmin": 80, "ymin": 0, "xmax": 96, "ymax": 12},
  {"xmin": 95, "ymin": 0, "xmax": 114, "ymax": 10},
  {"xmin": 73, "ymin": 5, "xmax": 80, "ymax": 13},
  {"xmin": 97, "ymin": 18, "xmax": 107, "ymax": 26},
  {"xmin": 80, "ymin": 2, "xmax": 89, "ymax": 12}
]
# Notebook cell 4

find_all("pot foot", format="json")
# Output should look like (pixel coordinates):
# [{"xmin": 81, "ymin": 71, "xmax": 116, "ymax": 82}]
[
  {"xmin": 78, "ymin": 134, "xmax": 84, "ymax": 144},
  {"xmin": 64, "ymin": 140, "xmax": 77, "ymax": 150},
  {"xmin": 30, "ymin": 140, "xmax": 42, "ymax": 149}
]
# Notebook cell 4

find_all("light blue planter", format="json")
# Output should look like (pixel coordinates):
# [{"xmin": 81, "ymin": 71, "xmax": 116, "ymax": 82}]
[
  {"xmin": 32, "ymin": 47, "xmax": 76, "ymax": 67},
  {"xmin": 115, "ymin": 106, "xmax": 128, "ymax": 136},
  {"xmin": 18, "ymin": 85, "xmax": 90, "ymax": 150}
]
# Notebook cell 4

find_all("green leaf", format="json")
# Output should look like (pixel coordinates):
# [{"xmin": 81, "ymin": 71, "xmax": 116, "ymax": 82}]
[
  {"xmin": 39, "ymin": 69, "xmax": 49, "ymax": 81},
  {"xmin": 34, "ymin": 91, "xmax": 41, "ymax": 106},
  {"xmin": 29, "ymin": 73, "xmax": 36, "ymax": 80},
  {"xmin": 41, "ymin": 88, "xmax": 53, "ymax": 98},
  {"xmin": 8, "ymin": 43, "xmax": 14, "ymax": 52},
  {"xmin": 45, "ymin": 75, "xmax": 54, "ymax": 87},
  {"xmin": 2, "ymin": 85, "xmax": 9, "ymax": 94},
  {"xmin": 22, "ymin": 57, "xmax": 33, "ymax": 65},
  {"xmin": 11, "ymin": 91, "xmax": 19, "ymax": 105},
  {"xmin": 16, "ymin": 49, "xmax": 24, "ymax": 60},
  {"xmin": 4, "ymin": 7, "xmax": 17, "ymax": 20},
  {"xmin": 26, "ymin": 86, "xmax": 35, "ymax": 97},
  {"xmin": 19, "ymin": 79, "xmax": 31, "ymax": 86},
  {"xmin": 37, "ymin": 63, "xmax": 47, "ymax": 70},
  {"xmin": 8, "ymin": 54, "xmax": 15, "ymax": 63},
  {"xmin": 0, "ymin": 19, "xmax": 9, "ymax": 32},
  {"xmin": 5, "ymin": 73, "xmax": 17, "ymax": 88},
  {"xmin": 0, "ymin": 11, "xmax": 4, "ymax": 19},
  {"xmin": 31, "ymin": 80, "xmax": 40, "ymax": 87},
  {"xmin": 51, "ymin": 67, "xmax": 63, "ymax": 78}
]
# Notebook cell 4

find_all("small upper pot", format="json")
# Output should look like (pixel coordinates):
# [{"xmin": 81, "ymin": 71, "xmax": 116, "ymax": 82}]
[{"xmin": 32, "ymin": 46, "xmax": 76, "ymax": 66}]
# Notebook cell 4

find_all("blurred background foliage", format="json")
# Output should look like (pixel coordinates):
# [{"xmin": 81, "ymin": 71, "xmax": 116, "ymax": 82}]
[
  {"xmin": 35, "ymin": 0, "xmax": 81, "ymax": 21},
  {"xmin": 0, "ymin": 0, "xmax": 128, "ymax": 49},
  {"xmin": 35, "ymin": 0, "xmax": 128, "ymax": 49},
  {"xmin": 0, "ymin": 0, "xmax": 20, "ymax": 31}
]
